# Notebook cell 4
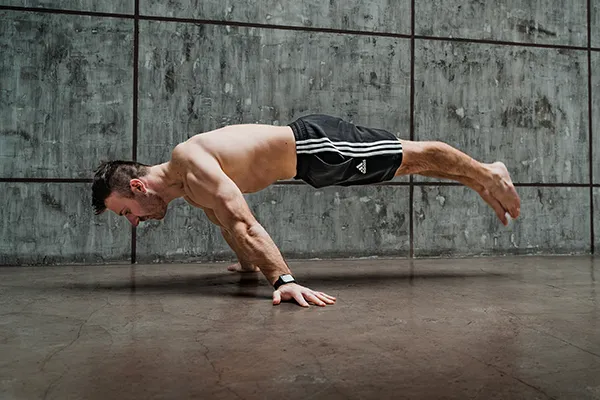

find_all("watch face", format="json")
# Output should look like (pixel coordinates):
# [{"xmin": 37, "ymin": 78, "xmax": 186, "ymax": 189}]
[{"xmin": 281, "ymin": 274, "xmax": 294, "ymax": 283}]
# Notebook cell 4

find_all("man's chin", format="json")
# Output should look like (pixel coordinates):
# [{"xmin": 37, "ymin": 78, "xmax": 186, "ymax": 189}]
[{"xmin": 148, "ymin": 208, "xmax": 167, "ymax": 221}]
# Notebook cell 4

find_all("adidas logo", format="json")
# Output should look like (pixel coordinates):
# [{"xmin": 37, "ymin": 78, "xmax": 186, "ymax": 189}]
[{"xmin": 356, "ymin": 159, "xmax": 367, "ymax": 174}]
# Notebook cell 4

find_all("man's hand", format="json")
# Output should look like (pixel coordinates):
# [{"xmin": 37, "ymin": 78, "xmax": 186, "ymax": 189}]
[
  {"xmin": 227, "ymin": 262, "xmax": 260, "ymax": 273},
  {"xmin": 272, "ymin": 283, "xmax": 336, "ymax": 307}
]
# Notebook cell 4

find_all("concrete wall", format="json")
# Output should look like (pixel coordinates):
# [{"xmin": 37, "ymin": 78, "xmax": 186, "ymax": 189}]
[{"xmin": 0, "ymin": 1, "xmax": 597, "ymax": 265}]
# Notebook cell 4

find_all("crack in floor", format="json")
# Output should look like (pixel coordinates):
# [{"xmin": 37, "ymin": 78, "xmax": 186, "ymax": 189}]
[{"xmin": 38, "ymin": 300, "xmax": 109, "ymax": 372}]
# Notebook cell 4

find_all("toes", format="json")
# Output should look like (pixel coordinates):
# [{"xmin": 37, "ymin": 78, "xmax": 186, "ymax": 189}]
[
  {"xmin": 510, "ymin": 193, "xmax": 521, "ymax": 219},
  {"xmin": 510, "ymin": 207, "xmax": 520, "ymax": 219},
  {"xmin": 496, "ymin": 212, "xmax": 508, "ymax": 226},
  {"xmin": 481, "ymin": 190, "xmax": 508, "ymax": 225},
  {"xmin": 499, "ymin": 183, "xmax": 520, "ymax": 220}
]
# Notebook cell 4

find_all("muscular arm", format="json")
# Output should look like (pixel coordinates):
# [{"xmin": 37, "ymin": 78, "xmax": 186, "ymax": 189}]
[
  {"xmin": 179, "ymin": 147, "xmax": 291, "ymax": 285},
  {"xmin": 173, "ymin": 143, "xmax": 335, "ymax": 307}
]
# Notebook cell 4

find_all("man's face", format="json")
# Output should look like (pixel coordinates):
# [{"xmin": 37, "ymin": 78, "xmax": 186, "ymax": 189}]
[{"xmin": 105, "ymin": 180, "xmax": 167, "ymax": 227}]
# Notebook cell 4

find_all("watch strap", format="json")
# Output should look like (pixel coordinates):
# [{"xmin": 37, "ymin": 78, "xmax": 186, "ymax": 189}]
[{"xmin": 273, "ymin": 274, "xmax": 296, "ymax": 290}]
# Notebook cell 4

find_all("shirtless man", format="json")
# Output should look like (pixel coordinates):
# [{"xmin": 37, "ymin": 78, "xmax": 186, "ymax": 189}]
[{"xmin": 92, "ymin": 114, "xmax": 521, "ymax": 307}]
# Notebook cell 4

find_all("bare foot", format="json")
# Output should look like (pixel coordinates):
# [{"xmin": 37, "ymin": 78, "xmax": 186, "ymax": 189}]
[
  {"xmin": 486, "ymin": 162, "xmax": 521, "ymax": 224},
  {"xmin": 227, "ymin": 263, "xmax": 260, "ymax": 273},
  {"xmin": 476, "ymin": 187, "xmax": 511, "ymax": 226}
]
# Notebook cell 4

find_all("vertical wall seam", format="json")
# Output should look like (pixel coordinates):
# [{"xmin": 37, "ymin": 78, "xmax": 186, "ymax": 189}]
[
  {"xmin": 131, "ymin": 0, "xmax": 140, "ymax": 265},
  {"xmin": 409, "ymin": 0, "xmax": 415, "ymax": 258},
  {"xmin": 588, "ymin": 0, "xmax": 595, "ymax": 254}
]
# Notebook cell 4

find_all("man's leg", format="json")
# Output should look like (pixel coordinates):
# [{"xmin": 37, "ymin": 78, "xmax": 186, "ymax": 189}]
[{"xmin": 396, "ymin": 140, "xmax": 520, "ymax": 225}]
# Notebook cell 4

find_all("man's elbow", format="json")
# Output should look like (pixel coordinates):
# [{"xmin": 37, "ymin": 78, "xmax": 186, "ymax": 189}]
[
  {"xmin": 231, "ymin": 221, "xmax": 266, "ymax": 241},
  {"xmin": 246, "ymin": 223, "xmax": 268, "ymax": 238}
]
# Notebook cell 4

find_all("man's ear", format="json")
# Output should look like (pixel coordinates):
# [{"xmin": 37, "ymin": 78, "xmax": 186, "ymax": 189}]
[{"xmin": 130, "ymin": 179, "xmax": 147, "ymax": 194}]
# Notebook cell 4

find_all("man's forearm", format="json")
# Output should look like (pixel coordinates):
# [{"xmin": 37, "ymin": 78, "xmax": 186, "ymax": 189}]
[
  {"xmin": 220, "ymin": 227, "xmax": 255, "ymax": 269},
  {"xmin": 229, "ymin": 223, "xmax": 292, "ymax": 284}
]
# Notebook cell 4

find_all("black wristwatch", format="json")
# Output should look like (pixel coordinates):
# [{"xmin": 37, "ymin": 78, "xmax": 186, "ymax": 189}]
[{"xmin": 273, "ymin": 274, "xmax": 296, "ymax": 290}]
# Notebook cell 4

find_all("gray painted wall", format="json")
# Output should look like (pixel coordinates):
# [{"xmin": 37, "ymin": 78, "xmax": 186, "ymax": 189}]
[{"xmin": 0, "ymin": 1, "xmax": 597, "ymax": 265}]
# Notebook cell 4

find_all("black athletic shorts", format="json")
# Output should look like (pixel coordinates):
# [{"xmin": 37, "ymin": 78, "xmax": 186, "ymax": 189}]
[{"xmin": 288, "ymin": 114, "xmax": 403, "ymax": 188}]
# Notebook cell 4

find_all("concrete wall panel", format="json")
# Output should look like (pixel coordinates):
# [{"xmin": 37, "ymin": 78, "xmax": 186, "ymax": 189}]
[
  {"xmin": 414, "ymin": 186, "xmax": 590, "ymax": 257},
  {"xmin": 0, "ymin": 183, "xmax": 131, "ymax": 265},
  {"xmin": 0, "ymin": 12, "xmax": 133, "ymax": 178},
  {"xmin": 415, "ymin": 40, "xmax": 588, "ymax": 184},
  {"xmin": 0, "ymin": 0, "xmax": 133, "ymax": 14},
  {"xmin": 593, "ymin": 52, "xmax": 600, "ymax": 183},
  {"xmin": 416, "ymin": 0, "xmax": 586, "ymax": 47},
  {"xmin": 135, "ymin": 198, "xmax": 230, "ymax": 264},
  {"xmin": 141, "ymin": 0, "xmax": 410, "ymax": 34}
]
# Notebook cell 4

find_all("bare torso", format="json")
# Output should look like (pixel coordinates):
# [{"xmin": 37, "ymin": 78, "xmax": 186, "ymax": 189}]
[{"xmin": 176, "ymin": 124, "xmax": 297, "ymax": 200}]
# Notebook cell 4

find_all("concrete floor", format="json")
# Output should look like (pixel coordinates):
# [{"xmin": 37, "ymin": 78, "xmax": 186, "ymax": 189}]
[{"xmin": 0, "ymin": 257, "xmax": 599, "ymax": 400}]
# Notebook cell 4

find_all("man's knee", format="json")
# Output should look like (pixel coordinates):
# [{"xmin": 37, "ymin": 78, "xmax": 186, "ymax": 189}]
[{"xmin": 396, "ymin": 140, "xmax": 432, "ymax": 175}]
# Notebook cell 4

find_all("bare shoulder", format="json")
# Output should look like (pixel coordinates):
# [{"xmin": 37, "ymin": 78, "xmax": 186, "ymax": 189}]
[
  {"xmin": 170, "ymin": 139, "xmax": 231, "ymax": 204},
  {"xmin": 171, "ymin": 139, "xmax": 199, "ymax": 164},
  {"xmin": 170, "ymin": 137, "xmax": 214, "ymax": 175}
]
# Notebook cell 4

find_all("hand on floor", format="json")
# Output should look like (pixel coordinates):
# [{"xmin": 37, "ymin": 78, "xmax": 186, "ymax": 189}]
[
  {"xmin": 227, "ymin": 262, "xmax": 260, "ymax": 272},
  {"xmin": 273, "ymin": 283, "xmax": 336, "ymax": 307}
]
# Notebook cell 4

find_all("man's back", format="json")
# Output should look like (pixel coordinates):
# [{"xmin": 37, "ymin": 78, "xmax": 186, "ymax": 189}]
[{"xmin": 178, "ymin": 124, "xmax": 297, "ymax": 193}]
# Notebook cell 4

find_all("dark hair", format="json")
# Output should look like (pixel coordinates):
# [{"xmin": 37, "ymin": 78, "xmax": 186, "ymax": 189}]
[{"xmin": 92, "ymin": 161, "xmax": 150, "ymax": 215}]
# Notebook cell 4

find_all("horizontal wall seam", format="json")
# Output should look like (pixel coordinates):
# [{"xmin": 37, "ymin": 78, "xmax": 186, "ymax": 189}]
[
  {"xmin": 0, "ymin": 178, "xmax": 93, "ymax": 183},
  {"xmin": 0, "ymin": 5, "xmax": 593, "ymax": 52}
]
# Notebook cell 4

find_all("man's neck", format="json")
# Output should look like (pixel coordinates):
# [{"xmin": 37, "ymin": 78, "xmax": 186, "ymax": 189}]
[{"xmin": 143, "ymin": 162, "xmax": 185, "ymax": 204}]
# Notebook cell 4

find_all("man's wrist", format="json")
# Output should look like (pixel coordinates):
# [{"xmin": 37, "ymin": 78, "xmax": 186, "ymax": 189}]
[{"xmin": 273, "ymin": 274, "xmax": 296, "ymax": 290}]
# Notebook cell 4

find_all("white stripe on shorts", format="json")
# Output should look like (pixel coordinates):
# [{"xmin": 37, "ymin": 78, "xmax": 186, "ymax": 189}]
[
  {"xmin": 296, "ymin": 137, "xmax": 402, "ymax": 158},
  {"xmin": 296, "ymin": 137, "xmax": 401, "ymax": 148}
]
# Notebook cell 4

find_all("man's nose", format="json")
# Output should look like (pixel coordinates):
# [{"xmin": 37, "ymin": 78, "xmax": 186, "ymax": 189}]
[{"xmin": 126, "ymin": 215, "xmax": 139, "ymax": 227}]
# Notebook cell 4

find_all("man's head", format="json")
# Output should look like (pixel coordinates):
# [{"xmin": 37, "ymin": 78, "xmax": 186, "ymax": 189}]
[{"xmin": 92, "ymin": 161, "xmax": 168, "ymax": 226}]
